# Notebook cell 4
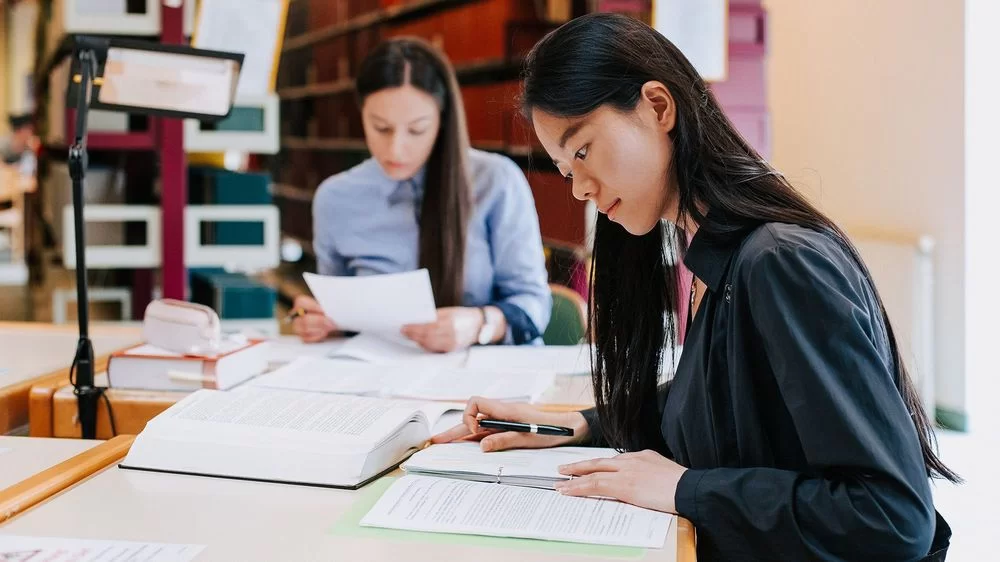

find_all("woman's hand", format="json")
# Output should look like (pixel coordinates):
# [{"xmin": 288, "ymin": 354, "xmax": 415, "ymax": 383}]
[
  {"xmin": 431, "ymin": 396, "xmax": 591, "ymax": 451},
  {"xmin": 401, "ymin": 307, "xmax": 483, "ymax": 353},
  {"xmin": 554, "ymin": 449, "xmax": 687, "ymax": 513},
  {"xmin": 291, "ymin": 295, "xmax": 338, "ymax": 343}
]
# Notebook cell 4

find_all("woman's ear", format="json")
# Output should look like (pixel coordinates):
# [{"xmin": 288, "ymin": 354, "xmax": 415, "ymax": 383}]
[{"xmin": 640, "ymin": 81, "xmax": 677, "ymax": 134}]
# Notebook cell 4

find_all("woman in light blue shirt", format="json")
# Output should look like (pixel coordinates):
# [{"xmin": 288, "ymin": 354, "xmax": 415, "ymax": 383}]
[{"xmin": 293, "ymin": 38, "xmax": 551, "ymax": 352}]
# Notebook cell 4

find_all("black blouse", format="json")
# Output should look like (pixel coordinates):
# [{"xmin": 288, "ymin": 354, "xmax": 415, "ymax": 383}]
[{"xmin": 583, "ymin": 222, "xmax": 951, "ymax": 561}]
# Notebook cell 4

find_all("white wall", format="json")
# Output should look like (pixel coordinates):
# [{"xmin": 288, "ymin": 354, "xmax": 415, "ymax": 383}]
[
  {"xmin": 763, "ymin": 0, "xmax": 967, "ymax": 419},
  {"xmin": 964, "ymin": 0, "xmax": 1000, "ymax": 432}
]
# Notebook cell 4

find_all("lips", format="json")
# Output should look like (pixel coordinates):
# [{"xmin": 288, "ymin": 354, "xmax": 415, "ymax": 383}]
[{"xmin": 601, "ymin": 199, "xmax": 622, "ymax": 220}]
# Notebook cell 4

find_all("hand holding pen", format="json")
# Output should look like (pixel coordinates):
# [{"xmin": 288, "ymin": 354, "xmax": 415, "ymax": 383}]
[
  {"xmin": 286, "ymin": 295, "xmax": 338, "ymax": 343},
  {"xmin": 431, "ymin": 396, "xmax": 590, "ymax": 452}
]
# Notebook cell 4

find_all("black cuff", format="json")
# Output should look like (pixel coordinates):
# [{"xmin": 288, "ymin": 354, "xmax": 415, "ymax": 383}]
[
  {"xmin": 580, "ymin": 407, "xmax": 606, "ymax": 447},
  {"xmin": 493, "ymin": 301, "xmax": 541, "ymax": 345}
]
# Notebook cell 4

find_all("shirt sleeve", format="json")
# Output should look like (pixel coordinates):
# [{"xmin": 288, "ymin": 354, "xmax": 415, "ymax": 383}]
[
  {"xmin": 312, "ymin": 181, "xmax": 347, "ymax": 276},
  {"xmin": 484, "ymin": 158, "xmax": 552, "ymax": 344},
  {"xmin": 674, "ymin": 239, "xmax": 936, "ymax": 561}
]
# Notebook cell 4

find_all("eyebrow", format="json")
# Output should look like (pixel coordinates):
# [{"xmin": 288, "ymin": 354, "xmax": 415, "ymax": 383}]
[
  {"xmin": 558, "ymin": 121, "xmax": 585, "ymax": 149},
  {"xmin": 369, "ymin": 114, "xmax": 434, "ymax": 126}
]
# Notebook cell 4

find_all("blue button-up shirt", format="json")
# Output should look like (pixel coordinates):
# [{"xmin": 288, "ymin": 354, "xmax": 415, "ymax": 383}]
[{"xmin": 312, "ymin": 149, "xmax": 552, "ymax": 344}]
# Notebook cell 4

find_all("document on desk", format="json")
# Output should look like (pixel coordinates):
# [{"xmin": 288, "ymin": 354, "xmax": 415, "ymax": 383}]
[
  {"xmin": 361, "ymin": 475, "xmax": 673, "ymax": 548},
  {"xmin": 251, "ymin": 356, "xmax": 554, "ymax": 402},
  {"xmin": 466, "ymin": 344, "xmax": 594, "ymax": 376},
  {"xmin": 0, "ymin": 535, "xmax": 205, "ymax": 562},
  {"xmin": 303, "ymin": 270, "xmax": 437, "ymax": 334}
]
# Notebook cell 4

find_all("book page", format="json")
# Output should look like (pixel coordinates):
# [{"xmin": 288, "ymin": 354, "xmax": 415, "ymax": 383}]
[
  {"xmin": 404, "ymin": 443, "xmax": 619, "ymax": 480},
  {"xmin": 148, "ymin": 388, "xmax": 421, "ymax": 448},
  {"xmin": 303, "ymin": 270, "xmax": 437, "ymax": 334},
  {"xmin": 361, "ymin": 475, "xmax": 673, "ymax": 549},
  {"xmin": 0, "ymin": 536, "xmax": 204, "ymax": 562}
]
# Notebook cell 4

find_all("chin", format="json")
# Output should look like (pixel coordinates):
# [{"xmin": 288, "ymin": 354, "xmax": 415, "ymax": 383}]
[{"xmin": 619, "ymin": 216, "xmax": 662, "ymax": 237}]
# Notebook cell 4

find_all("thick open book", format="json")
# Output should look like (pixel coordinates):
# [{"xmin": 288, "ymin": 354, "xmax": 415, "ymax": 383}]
[
  {"xmin": 402, "ymin": 443, "xmax": 619, "ymax": 488},
  {"xmin": 120, "ymin": 388, "xmax": 459, "ymax": 489}
]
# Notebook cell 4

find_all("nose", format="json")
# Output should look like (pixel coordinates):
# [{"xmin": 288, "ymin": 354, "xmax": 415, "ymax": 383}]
[
  {"xmin": 571, "ymin": 174, "xmax": 596, "ymax": 202},
  {"xmin": 389, "ymin": 133, "xmax": 406, "ymax": 160}
]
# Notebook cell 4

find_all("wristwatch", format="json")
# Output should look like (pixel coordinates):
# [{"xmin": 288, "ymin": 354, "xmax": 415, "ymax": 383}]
[{"xmin": 477, "ymin": 307, "xmax": 498, "ymax": 345}]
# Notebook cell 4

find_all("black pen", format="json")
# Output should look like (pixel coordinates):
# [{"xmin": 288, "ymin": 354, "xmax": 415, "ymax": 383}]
[{"xmin": 478, "ymin": 419, "xmax": 574, "ymax": 436}]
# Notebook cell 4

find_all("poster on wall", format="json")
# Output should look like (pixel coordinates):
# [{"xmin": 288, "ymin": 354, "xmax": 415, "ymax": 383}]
[
  {"xmin": 652, "ymin": 0, "xmax": 728, "ymax": 82},
  {"xmin": 192, "ymin": 0, "xmax": 289, "ymax": 98}
]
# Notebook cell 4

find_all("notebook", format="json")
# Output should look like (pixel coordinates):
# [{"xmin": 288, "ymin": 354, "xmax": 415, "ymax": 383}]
[
  {"xmin": 120, "ymin": 388, "xmax": 461, "ymax": 489},
  {"xmin": 107, "ymin": 339, "xmax": 267, "ymax": 391},
  {"xmin": 249, "ymin": 356, "xmax": 555, "ymax": 402},
  {"xmin": 402, "ymin": 442, "xmax": 619, "ymax": 488}
]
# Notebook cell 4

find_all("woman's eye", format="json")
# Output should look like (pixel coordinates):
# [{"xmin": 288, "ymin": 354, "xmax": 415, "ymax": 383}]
[
  {"xmin": 574, "ymin": 146, "xmax": 588, "ymax": 160},
  {"xmin": 376, "ymin": 128, "xmax": 392, "ymax": 134}
]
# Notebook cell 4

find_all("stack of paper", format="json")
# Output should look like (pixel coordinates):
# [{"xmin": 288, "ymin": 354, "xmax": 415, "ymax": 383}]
[
  {"xmin": 361, "ymin": 474, "xmax": 673, "ymax": 549},
  {"xmin": 250, "ymin": 356, "xmax": 555, "ymax": 403}
]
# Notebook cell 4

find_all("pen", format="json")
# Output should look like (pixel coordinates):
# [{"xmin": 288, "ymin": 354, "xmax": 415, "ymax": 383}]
[
  {"xmin": 283, "ymin": 307, "xmax": 306, "ymax": 324},
  {"xmin": 478, "ymin": 419, "xmax": 574, "ymax": 436}
]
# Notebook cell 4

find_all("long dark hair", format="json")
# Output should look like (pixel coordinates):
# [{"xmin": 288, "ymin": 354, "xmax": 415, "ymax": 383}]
[
  {"xmin": 356, "ymin": 38, "xmax": 472, "ymax": 307},
  {"xmin": 521, "ymin": 13, "xmax": 959, "ymax": 482}
]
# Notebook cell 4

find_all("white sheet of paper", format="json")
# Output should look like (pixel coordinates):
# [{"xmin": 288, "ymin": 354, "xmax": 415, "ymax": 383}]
[
  {"xmin": 465, "ymin": 344, "xmax": 593, "ymax": 376},
  {"xmin": 194, "ymin": 0, "xmax": 284, "ymax": 97},
  {"xmin": 251, "ymin": 356, "xmax": 553, "ymax": 402},
  {"xmin": 303, "ymin": 270, "xmax": 437, "ymax": 334},
  {"xmin": 263, "ymin": 336, "xmax": 348, "ymax": 366},
  {"xmin": 361, "ymin": 475, "xmax": 673, "ymax": 549},
  {"xmin": 332, "ymin": 333, "xmax": 446, "ymax": 364},
  {"xmin": 0, "ymin": 535, "xmax": 205, "ymax": 562}
]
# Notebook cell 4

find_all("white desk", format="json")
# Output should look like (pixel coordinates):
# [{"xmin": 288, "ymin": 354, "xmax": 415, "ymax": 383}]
[
  {"xmin": 0, "ymin": 437, "xmax": 100, "ymax": 490},
  {"xmin": 0, "ymin": 323, "xmax": 140, "ymax": 391},
  {"xmin": 1, "ymin": 465, "xmax": 685, "ymax": 561},
  {"xmin": 0, "ymin": 323, "xmax": 141, "ymax": 434}
]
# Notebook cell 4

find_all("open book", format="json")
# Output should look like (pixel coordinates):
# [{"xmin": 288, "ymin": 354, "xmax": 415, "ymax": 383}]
[
  {"xmin": 249, "ymin": 356, "xmax": 555, "ymax": 402},
  {"xmin": 402, "ymin": 442, "xmax": 619, "ymax": 488},
  {"xmin": 120, "ymin": 388, "xmax": 460, "ymax": 489}
]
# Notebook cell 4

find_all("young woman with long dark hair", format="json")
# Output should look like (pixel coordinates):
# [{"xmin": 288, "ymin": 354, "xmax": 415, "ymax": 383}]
[
  {"xmin": 435, "ymin": 13, "xmax": 955, "ymax": 560},
  {"xmin": 293, "ymin": 38, "xmax": 551, "ymax": 352}
]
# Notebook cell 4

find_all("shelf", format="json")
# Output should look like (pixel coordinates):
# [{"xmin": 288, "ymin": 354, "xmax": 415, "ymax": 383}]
[
  {"xmin": 280, "ymin": 136, "xmax": 547, "ymax": 164},
  {"xmin": 281, "ymin": 0, "xmax": 483, "ymax": 54},
  {"xmin": 277, "ymin": 79, "xmax": 354, "ymax": 100},
  {"xmin": 271, "ymin": 183, "xmax": 315, "ymax": 203},
  {"xmin": 44, "ymin": 131, "xmax": 157, "ymax": 153},
  {"xmin": 278, "ymin": 56, "xmax": 523, "ymax": 101},
  {"xmin": 281, "ymin": 137, "xmax": 368, "ymax": 151}
]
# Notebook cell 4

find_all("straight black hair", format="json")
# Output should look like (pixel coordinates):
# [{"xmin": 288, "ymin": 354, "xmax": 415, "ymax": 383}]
[
  {"xmin": 355, "ymin": 38, "xmax": 472, "ymax": 307},
  {"xmin": 521, "ymin": 13, "xmax": 959, "ymax": 483}
]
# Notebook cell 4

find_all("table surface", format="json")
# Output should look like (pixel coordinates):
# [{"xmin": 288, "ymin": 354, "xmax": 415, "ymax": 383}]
[
  {"xmin": 0, "ymin": 464, "xmax": 688, "ymax": 562},
  {"xmin": 0, "ymin": 436, "xmax": 100, "ymax": 490},
  {"xmin": 0, "ymin": 323, "xmax": 140, "ymax": 389}
]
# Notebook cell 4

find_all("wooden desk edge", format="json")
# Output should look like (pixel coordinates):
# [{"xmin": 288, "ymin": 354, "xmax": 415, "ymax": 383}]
[
  {"xmin": 27, "ymin": 354, "xmax": 114, "ymax": 437},
  {"xmin": 0, "ymin": 434, "xmax": 135, "ymax": 524},
  {"xmin": 677, "ymin": 517, "xmax": 697, "ymax": 561}
]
